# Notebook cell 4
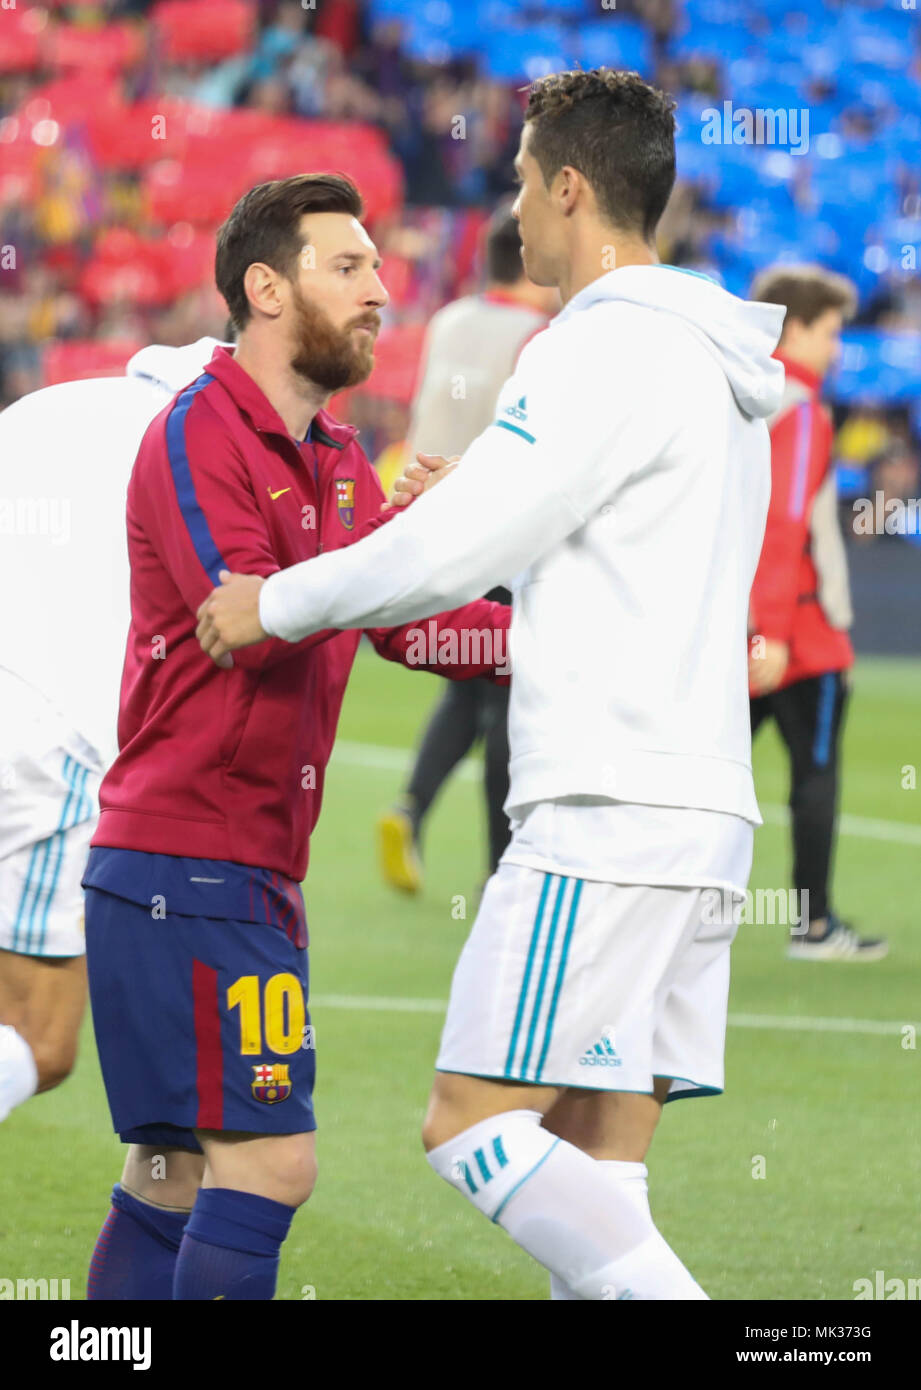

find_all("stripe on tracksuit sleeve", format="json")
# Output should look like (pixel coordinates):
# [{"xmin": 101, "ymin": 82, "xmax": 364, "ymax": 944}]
[
  {"xmin": 787, "ymin": 403, "xmax": 813, "ymax": 521},
  {"xmin": 164, "ymin": 374, "xmax": 228, "ymax": 586}
]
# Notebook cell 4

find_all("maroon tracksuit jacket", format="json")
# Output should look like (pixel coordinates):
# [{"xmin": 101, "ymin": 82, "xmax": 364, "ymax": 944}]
[{"xmin": 93, "ymin": 346, "xmax": 509, "ymax": 881}]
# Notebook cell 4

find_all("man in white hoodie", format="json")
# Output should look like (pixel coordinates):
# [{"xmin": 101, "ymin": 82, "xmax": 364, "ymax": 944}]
[
  {"xmin": 0, "ymin": 338, "xmax": 222, "ymax": 1126},
  {"xmin": 197, "ymin": 70, "xmax": 786, "ymax": 1300}
]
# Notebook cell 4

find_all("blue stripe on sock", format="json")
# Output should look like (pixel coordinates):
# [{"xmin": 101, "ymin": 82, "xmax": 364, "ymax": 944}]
[
  {"xmin": 473, "ymin": 1147, "xmax": 492, "ymax": 1183},
  {"xmin": 504, "ymin": 873, "xmax": 552, "ymax": 1078},
  {"xmin": 535, "ymin": 879, "xmax": 583, "ymax": 1083},
  {"xmin": 490, "ymin": 1139, "xmax": 561, "ymax": 1224},
  {"xmin": 519, "ymin": 876, "xmax": 569, "ymax": 1080}
]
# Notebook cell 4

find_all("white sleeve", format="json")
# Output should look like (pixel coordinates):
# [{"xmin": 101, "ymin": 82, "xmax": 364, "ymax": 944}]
[{"xmin": 259, "ymin": 319, "xmax": 673, "ymax": 641}]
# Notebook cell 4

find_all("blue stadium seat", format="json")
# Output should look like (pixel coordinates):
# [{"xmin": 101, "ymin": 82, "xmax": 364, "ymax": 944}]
[
  {"xmin": 831, "ymin": 332, "xmax": 921, "ymax": 405},
  {"xmin": 834, "ymin": 463, "xmax": 870, "ymax": 500},
  {"xmin": 669, "ymin": 24, "xmax": 754, "ymax": 62},
  {"xmin": 481, "ymin": 22, "xmax": 572, "ymax": 80},
  {"xmin": 577, "ymin": 19, "xmax": 653, "ymax": 74}
]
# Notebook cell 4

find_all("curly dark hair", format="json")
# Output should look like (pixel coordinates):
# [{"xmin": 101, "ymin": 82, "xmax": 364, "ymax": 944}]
[{"xmin": 524, "ymin": 69, "xmax": 677, "ymax": 240}]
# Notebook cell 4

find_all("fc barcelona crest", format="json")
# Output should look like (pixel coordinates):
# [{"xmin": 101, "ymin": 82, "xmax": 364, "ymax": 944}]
[
  {"xmin": 251, "ymin": 1063, "xmax": 292, "ymax": 1104},
  {"xmin": 335, "ymin": 477, "xmax": 355, "ymax": 530}
]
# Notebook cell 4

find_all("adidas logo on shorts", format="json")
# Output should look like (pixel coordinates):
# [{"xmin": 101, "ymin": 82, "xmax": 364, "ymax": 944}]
[{"xmin": 580, "ymin": 1032, "xmax": 622, "ymax": 1067}]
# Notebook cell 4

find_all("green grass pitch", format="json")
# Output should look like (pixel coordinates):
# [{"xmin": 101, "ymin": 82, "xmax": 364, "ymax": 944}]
[{"xmin": 2, "ymin": 653, "xmax": 919, "ymax": 1300}]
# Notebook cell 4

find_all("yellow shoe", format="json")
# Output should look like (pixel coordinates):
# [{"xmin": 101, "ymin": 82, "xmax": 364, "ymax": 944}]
[{"xmin": 377, "ymin": 808, "xmax": 423, "ymax": 893}]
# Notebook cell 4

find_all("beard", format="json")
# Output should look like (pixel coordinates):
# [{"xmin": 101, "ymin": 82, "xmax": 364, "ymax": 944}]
[{"xmin": 288, "ymin": 284, "xmax": 379, "ymax": 393}]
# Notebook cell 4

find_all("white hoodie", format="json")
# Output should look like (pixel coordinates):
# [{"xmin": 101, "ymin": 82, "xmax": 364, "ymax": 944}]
[
  {"xmin": 0, "ymin": 338, "xmax": 222, "ymax": 763},
  {"xmin": 260, "ymin": 268, "xmax": 785, "ymax": 824}
]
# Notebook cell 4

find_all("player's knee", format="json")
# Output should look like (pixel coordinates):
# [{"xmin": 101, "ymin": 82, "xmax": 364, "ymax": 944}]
[
  {"xmin": 31, "ymin": 1033, "xmax": 78, "ymax": 1092},
  {"xmin": 270, "ymin": 1150, "xmax": 317, "ymax": 1207},
  {"xmin": 253, "ymin": 1138, "xmax": 318, "ymax": 1207},
  {"xmin": 421, "ymin": 1100, "xmax": 463, "ymax": 1153}
]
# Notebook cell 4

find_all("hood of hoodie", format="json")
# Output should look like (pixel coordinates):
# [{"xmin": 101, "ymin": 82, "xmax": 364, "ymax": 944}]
[
  {"xmin": 556, "ymin": 265, "xmax": 786, "ymax": 421},
  {"xmin": 126, "ymin": 337, "xmax": 227, "ymax": 395}
]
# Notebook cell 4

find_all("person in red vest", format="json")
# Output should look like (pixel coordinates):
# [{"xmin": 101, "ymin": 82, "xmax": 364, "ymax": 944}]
[{"xmin": 749, "ymin": 264, "xmax": 887, "ymax": 962}]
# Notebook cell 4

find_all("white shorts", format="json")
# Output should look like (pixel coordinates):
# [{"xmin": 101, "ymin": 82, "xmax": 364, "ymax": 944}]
[
  {"xmin": 0, "ymin": 669, "xmax": 102, "ymax": 957},
  {"xmin": 436, "ymin": 864, "xmax": 739, "ymax": 1100}
]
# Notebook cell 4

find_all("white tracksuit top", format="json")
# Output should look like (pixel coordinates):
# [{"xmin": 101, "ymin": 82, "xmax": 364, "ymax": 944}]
[{"xmin": 261, "ymin": 266, "xmax": 786, "ymax": 824}]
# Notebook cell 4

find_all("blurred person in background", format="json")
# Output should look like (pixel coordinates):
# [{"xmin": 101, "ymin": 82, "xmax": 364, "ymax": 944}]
[
  {"xmin": 748, "ymin": 264, "xmax": 888, "ymax": 962},
  {"xmin": 377, "ymin": 204, "xmax": 557, "ymax": 893},
  {"xmin": 868, "ymin": 440, "xmax": 921, "ymax": 544}
]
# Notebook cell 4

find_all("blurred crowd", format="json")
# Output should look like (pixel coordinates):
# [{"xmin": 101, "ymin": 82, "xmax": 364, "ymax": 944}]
[{"xmin": 0, "ymin": 0, "xmax": 919, "ymax": 521}]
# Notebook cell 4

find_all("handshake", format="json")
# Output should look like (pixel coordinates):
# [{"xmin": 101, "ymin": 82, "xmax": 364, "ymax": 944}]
[{"xmin": 195, "ymin": 451, "xmax": 459, "ymax": 667}]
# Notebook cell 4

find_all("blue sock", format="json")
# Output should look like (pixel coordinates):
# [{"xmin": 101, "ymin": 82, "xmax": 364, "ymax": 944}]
[
  {"xmin": 87, "ymin": 1183, "xmax": 189, "ymax": 1300},
  {"xmin": 172, "ymin": 1188, "xmax": 296, "ymax": 1301}
]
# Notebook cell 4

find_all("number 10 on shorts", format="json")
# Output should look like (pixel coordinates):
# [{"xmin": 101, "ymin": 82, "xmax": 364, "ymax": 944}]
[{"xmin": 227, "ymin": 973, "xmax": 314, "ymax": 1054}]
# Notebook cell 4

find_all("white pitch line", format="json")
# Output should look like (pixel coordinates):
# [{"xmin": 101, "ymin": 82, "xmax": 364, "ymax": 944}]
[
  {"xmin": 725, "ymin": 1013, "xmax": 916, "ymax": 1037},
  {"xmin": 331, "ymin": 740, "xmax": 921, "ymax": 847},
  {"xmin": 312, "ymin": 993, "xmax": 918, "ymax": 1038},
  {"xmin": 314, "ymin": 993, "xmax": 445, "ymax": 1015},
  {"xmin": 760, "ymin": 803, "xmax": 921, "ymax": 847}
]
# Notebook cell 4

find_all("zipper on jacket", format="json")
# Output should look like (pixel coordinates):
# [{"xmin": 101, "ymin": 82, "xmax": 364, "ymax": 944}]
[{"xmin": 305, "ymin": 435, "xmax": 323, "ymax": 553}]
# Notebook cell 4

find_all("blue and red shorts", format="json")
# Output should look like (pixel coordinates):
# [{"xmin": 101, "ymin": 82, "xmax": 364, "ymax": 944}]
[{"xmin": 83, "ymin": 847, "xmax": 316, "ymax": 1152}]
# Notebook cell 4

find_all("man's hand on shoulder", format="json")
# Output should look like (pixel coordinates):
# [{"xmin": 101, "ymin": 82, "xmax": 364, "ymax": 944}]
[
  {"xmin": 389, "ymin": 452, "xmax": 459, "ymax": 508},
  {"xmin": 196, "ymin": 570, "xmax": 268, "ymax": 666}
]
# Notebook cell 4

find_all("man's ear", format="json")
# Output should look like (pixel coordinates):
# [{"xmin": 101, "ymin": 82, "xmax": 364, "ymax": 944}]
[{"xmin": 244, "ymin": 262, "xmax": 284, "ymax": 321}]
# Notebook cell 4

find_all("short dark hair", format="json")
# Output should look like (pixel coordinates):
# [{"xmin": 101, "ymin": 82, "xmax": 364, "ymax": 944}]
[
  {"xmin": 215, "ymin": 173, "xmax": 363, "ymax": 331},
  {"xmin": 485, "ymin": 202, "xmax": 524, "ymax": 285},
  {"xmin": 524, "ymin": 69, "xmax": 677, "ymax": 240},
  {"xmin": 750, "ymin": 264, "xmax": 857, "ymax": 328}
]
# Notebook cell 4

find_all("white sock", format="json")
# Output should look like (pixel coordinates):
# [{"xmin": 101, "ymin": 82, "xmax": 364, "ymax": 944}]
[
  {"xmin": 550, "ymin": 1159, "xmax": 650, "ymax": 1300},
  {"xmin": 0, "ymin": 1024, "xmax": 39, "ymax": 1122},
  {"xmin": 427, "ymin": 1110, "xmax": 707, "ymax": 1300}
]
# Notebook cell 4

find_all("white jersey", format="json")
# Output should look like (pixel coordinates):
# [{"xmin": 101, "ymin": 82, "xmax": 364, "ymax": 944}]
[
  {"xmin": 0, "ymin": 338, "xmax": 223, "ymax": 765},
  {"xmin": 260, "ymin": 266, "xmax": 785, "ymax": 834}
]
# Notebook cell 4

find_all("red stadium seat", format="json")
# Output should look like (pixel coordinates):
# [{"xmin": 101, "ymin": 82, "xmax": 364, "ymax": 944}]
[
  {"xmin": 0, "ymin": 10, "xmax": 42, "ymax": 74},
  {"xmin": 151, "ymin": 0, "xmax": 256, "ymax": 63},
  {"xmin": 17, "ymin": 77, "xmax": 124, "ymax": 128},
  {"xmin": 78, "ymin": 229, "xmax": 173, "ymax": 309},
  {"xmin": 160, "ymin": 223, "xmax": 215, "ymax": 297},
  {"xmin": 45, "ymin": 23, "xmax": 144, "ymax": 75},
  {"xmin": 42, "ymin": 339, "xmax": 145, "ymax": 387},
  {"xmin": 141, "ymin": 112, "xmax": 404, "ymax": 229},
  {"xmin": 145, "ymin": 158, "xmax": 247, "ymax": 228}
]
